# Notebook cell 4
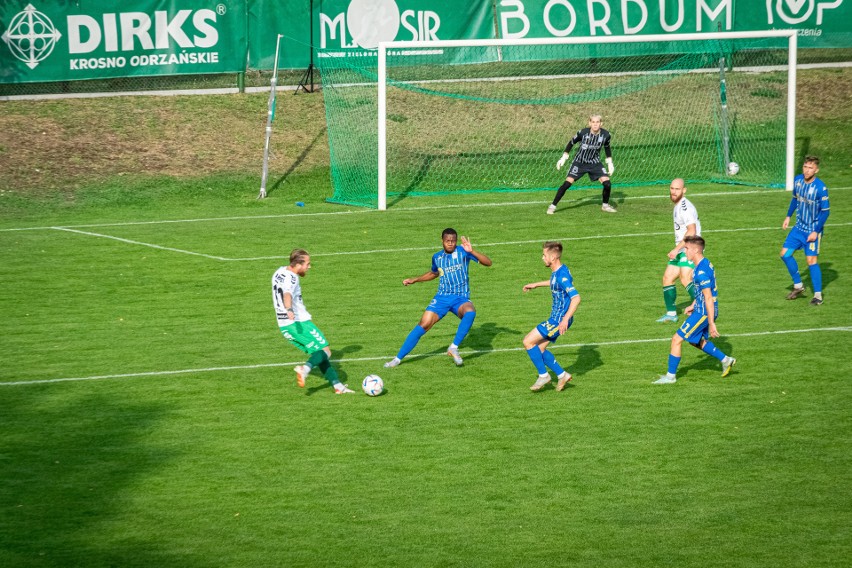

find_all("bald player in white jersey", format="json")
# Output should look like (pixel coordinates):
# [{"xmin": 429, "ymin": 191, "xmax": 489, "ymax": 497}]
[{"xmin": 657, "ymin": 178, "xmax": 701, "ymax": 323}]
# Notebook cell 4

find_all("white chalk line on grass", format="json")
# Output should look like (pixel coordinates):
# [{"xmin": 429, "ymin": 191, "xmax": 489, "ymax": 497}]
[
  {"xmin": 47, "ymin": 221, "xmax": 852, "ymax": 261},
  {"xmin": 3, "ymin": 326, "xmax": 849, "ymax": 387},
  {"xmin": 3, "ymin": 186, "xmax": 850, "ymax": 233}
]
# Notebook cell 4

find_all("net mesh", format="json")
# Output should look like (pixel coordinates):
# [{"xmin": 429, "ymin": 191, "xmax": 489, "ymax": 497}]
[{"xmin": 317, "ymin": 37, "xmax": 791, "ymax": 208}]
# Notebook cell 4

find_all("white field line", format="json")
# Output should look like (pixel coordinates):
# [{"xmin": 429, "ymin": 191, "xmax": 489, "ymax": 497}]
[
  {"xmin": 43, "ymin": 221, "xmax": 852, "ymax": 261},
  {"xmin": 2, "ymin": 186, "xmax": 850, "ymax": 233},
  {"xmin": 2, "ymin": 326, "xmax": 849, "ymax": 387}
]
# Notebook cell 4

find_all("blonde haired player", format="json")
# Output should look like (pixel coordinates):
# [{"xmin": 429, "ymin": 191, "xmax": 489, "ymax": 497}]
[{"xmin": 548, "ymin": 114, "xmax": 616, "ymax": 215}]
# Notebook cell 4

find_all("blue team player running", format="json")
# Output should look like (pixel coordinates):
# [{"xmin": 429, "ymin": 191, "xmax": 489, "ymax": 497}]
[
  {"xmin": 654, "ymin": 235, "xmax": 736, "ymax": 384},
  {"xmin": 385, "ymin": 228, "xmax": 492, "ymax": 368},
  {"xmin": 781, "ymin": 156, "xmax": 830, "ymax": 305},
  {"xmin": 523, "ymin": 241, "xmax": 580, "ymax": 392}
]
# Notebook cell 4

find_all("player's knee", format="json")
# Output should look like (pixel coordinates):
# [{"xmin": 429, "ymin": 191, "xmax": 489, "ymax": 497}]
[{"xmin": 602, "ymin": 179, "xmax": 611, "ymax": 189}]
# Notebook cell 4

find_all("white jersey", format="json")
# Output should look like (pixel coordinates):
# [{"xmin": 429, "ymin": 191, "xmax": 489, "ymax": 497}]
[
  {"xmin": 673, "ymin": 197, "xmax": 701, "ymax": 247},
  {"xmin": 272, "ymin": 267, "xmax": 311, "ymax": 326}
]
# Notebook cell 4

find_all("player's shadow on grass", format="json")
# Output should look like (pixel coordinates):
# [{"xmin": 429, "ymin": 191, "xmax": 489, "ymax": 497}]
[
  {"xmin": 559, "ymin": 190, "xmax": 625, "ymax": 210},
  {"xmin": 264, "ymin": 127, "xmax": 327, "ymax": 197},
  {"xmin": 805, "ymin": 262, "xmax": 837, "ymax": 292},
  {"xmin": 567, "ymin": 344, "xmax": 603, "ymax": 378},
  {"xmin": 677, "ymin": 338, "xmax": 734, "ymax": 378},
  {"xmin": 305, "ymin": 344, "xmax": 363, "ymax": 395},
  {"xmin": 463, "ymin": 322, "xmax": 522, "ymax": 361}
]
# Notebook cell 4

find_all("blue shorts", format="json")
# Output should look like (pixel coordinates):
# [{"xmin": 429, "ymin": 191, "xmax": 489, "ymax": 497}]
[
  {"xmin": 677, "ymin": 312, "xmax": 713, "ymax": 345},
  {"xmin": 783, "ymin": 227, "xmax": 821, "ymax": 257},
  {"xmin": 536, "ymin": 316, "xmax": 574, "ymax": 342},
  {"xmin": 426, "ymin": 294, "xmax": 471, "ymax": 318}
]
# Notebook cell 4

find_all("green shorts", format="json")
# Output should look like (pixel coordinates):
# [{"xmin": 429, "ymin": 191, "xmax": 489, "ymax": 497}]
[
  {"xmin": 279, "ymin": 321, "xmax": 329, "ymax": 354},
  {"xmin": 667, "ymin": 251, "xmax": 695, "ymax": 269}
]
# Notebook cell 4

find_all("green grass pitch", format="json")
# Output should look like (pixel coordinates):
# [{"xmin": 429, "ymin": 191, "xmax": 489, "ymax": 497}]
[{"xmin": 1, "ymin": 179, "xmax": 850, "ymax": 567}]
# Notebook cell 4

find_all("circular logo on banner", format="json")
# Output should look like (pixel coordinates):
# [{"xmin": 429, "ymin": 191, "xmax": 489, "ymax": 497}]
[
  {"xmin": 2, "ymin": 4, "xmax": 62, "ymax": 69},
  {"xmin": 347, "ymin": 0, "xmax": 400, "ymax": 49}
]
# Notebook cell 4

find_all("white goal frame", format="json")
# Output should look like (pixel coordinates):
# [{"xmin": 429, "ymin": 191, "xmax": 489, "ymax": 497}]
[{"xmin": 377, "ymin": 30, "xmax": 797, "ymax": 210}]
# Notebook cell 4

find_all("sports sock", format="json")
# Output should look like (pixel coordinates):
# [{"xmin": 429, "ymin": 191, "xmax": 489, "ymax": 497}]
[
  {"xmin": 663, "ymin": 285, "xmax": 677, "ymax": 312},
  {"xmin": 685, "ymin": 281, "xmax": 697, "ymax": 300},
  {"xmin": 667, "ymin": 354, "xmax": 681, "ymax": 375},
  {"xmin": 552, "ymin": 181, "xmax": 572, "ymax": 206},
  {"xmin": 397, "ymin": 325, "xmax": 427, "ymax": 360},
  {"xmin": 781, "ymin": 255, "xmax": 802, "ymax": 286},
  {"xmin": 808, "ymin": 263, "xmax": 823, "ymax": 293},
  {"xmin": 700, "ymin": 341, "xmax": 726, "ymax": 362},
  {"xmin": 452, "ymin": 311, "xmax": 476, "ymax": 348},
  {"xmin": 309, "ymin": 350, "xmax": 340, "ymax": 385},
  {"xmin": 541, "ymin": 350, "xmax": 565, "ymax": 376},
  {"xmin": 601, "ymin": 180, "xmax": 612, "ymax": 204},
  {"xmin": 526, "ymin": 346, "xmax": 547, "ymax": 375}
]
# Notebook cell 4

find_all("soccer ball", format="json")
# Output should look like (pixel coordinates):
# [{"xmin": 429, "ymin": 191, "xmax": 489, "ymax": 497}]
[
  {"xmin": 362, "ymin": 374, "xmax": 384, "ymax": 396},
  {"xmin": 727, "ymin": 162, "xmax": 739, "ymax": 175}
]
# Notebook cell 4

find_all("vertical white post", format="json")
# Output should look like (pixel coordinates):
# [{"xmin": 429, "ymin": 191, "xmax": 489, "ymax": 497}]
[
  {"xmin": 785, "ymin": 32, "xmax": 797, "ymax": 191},
  {"xmin": 259, "ymin": 34, "xmax": 283, "ymax": 199},
  {"xmin": 377, "ymin": 44, "xmax": 388, "ymax": 210}
]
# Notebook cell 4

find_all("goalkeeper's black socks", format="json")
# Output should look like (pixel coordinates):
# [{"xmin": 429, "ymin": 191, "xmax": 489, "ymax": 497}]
[
  {"xmin": 602, "ymin": 180, "xmax": 612, "ymax": 204},
  {"xmin": 553, "ymin": 181, "xmax": 573, "ymax": 205}
]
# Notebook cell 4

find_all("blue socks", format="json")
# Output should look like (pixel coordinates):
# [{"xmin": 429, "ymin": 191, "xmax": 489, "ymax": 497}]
[
  {"xmin": 700, "ymin": 341, "xmax": 726, "ymax": 362},
  {"xmin": 667, "ymin": 354, "xmax": 681, "ymax": 375},
  {"xmin": 781, "ymin": 254, "xmax": 802, "ymax": 286},
  {"xmin": 397, "ymin": 325, "xmax": 426, "ymax": 360},
  {"xmin": 453, "ymin": 311, "xmax": 476, "ymax": 347},
  {"xmin": 541, "ymin": 350, "xmax": 565, "ymax": 375},
  {"xmin": 808, "ymin": 263, "xmax": 823, "ymax": 293},
  {"xmin": 526, "ymin": 347, "xmax": 547, "ymax": 375}
]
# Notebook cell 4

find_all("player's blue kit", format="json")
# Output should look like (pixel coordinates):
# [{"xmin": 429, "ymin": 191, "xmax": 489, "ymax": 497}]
[
  {"xmin": 677, "ymin": 257, "xmax": 718, "ymax": 344},
  {"xmin": 536, "ymin": 264, "xmax": 579, "ymax": 341},
  {"xmin": 427, "ymin": 248, "xmax": 479, "ymax": 317},
  {"xmin": 783, "ymin": 174, "xmax": 830, "ymax": 257}
]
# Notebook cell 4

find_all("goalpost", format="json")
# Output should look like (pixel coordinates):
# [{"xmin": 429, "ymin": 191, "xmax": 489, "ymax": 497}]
[{"xmin": 319, "ymin": 30, "xmax": 797, "ymax": 210}]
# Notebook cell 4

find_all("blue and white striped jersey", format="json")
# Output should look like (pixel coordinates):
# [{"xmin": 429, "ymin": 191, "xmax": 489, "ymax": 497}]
[
  {"xmin": 791, "ymin": 174, "xmax": 830, "ymax": 233},
  {"xmin": 549, "ymin": 264, "xmax": 579, "ymax": 321},
  {"xmin": 692, "ymin": 257, "xmax": 718, "ymax": 318},
  {"xmin": 432, "ymin": 248, "xmax": 478, "ymax": 297}
]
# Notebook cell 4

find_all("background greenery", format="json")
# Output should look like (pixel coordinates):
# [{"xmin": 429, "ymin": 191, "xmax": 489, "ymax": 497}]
[{"xmin": 0, "ymin": 68, "xmax": 850, "ymax": 567}]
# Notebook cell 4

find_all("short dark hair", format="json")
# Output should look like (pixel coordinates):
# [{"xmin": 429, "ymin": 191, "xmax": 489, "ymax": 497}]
[
  {"xmin": 442, "ymin": 228, "xmax": 457, "ymax": 239},
  {"xmin": 683, "ymin": 235, "xmax": 705, "ymax": 250},
  {"xmin": 543, "ymin": 241, "xmax": 563, "ymax": 257},
  {"xmin": 289, "ymin": 248, "xmax": 310, "ymax": 266},
  {"xmin": 804, "ymin": 155, "xmax": 820, "ymax": 166}
]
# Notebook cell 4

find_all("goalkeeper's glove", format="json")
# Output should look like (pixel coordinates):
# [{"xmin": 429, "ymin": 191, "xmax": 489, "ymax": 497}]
[
  {"xmin": 606, "ymin": 157, "xmax": 615, "ymax": 176},
  {"xmin": 556, "ymin": 154, "xmax": 568, "ymax": 170}
]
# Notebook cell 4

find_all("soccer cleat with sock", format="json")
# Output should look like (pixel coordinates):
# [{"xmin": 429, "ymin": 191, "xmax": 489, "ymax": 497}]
[
  {"xmin": 294, "ymin": 365, "xmax": 310, "ymax": 388},
  {"xmin": 546, "ymin": 204, "xmax": 556, "ymax": 215},
  {"xmin": 786, "ymin": 287, "xmax": 805, "ymax": 300},
  {"xmin": 809, "ymin": 297, "xmax": 823, "ymax": 306},
  {"xmin": 653, "ymin": 375, "xmax": 677, "ymax": 384},
  {"xmin": 447, "ymin": 347, "xmax": 463, "ymax": 366},
  {"xmin": 383, "ymin": 357, "xmax": 401, "ymax": 369},
  {"xmin": 656, "ymin": 313, "xmax": 678, "ymax": 323},
  {"xmin": 334, "ymin": 384, "xmax": 355, "ymax": 394},
  {"xmin": 721, "ymin": 357, "xmax": 737, "ymax": 378},
  {"xmin": 556, "ymin": 372, "xmax": 573, "ymax": 391},
  {"xmin": 601, "ymin": 203, "xmax": 617, "ymax": 213},
  {"xmin": 530, "ymin": 374, "xmax": 552, "ymax": 391}
]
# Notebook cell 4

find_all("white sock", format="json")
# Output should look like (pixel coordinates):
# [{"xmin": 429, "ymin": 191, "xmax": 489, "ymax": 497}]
[
  {"xmin": 794, "ymin": 283, "xmax": 804, "ymax": 289},
  {"xmin": 449, "ymin": 343, "xmax": 458, "ymax": 350},
  {"xmin": 814, "ymin": 292, "xmax": 823, "ymax": 299},
  {"xmin": 667, "ymin": 311, "xmax": 676, "ymax": 316}
]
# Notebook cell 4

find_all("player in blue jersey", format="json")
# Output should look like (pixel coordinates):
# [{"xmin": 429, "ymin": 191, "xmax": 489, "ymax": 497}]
[
  {"xmin": 781, "ymin": 156, "xmax": 830, "ymax": 305},
  {"xmin": 654, "ymin": 236, "xmax": 736, "ymax": 384},
  {"xmin": 523, "ymin": 241, "xmax": 581, "ymax": 392},
  {"xmin": 384, "ymin": 228, "xmax": 492, "ymax": 368}
]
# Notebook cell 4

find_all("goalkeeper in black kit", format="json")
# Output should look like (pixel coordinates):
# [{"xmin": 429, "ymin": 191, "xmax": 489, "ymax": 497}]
[{"xmin": 547, "ymin": 114, "xmax": 617, "ymax": 215}]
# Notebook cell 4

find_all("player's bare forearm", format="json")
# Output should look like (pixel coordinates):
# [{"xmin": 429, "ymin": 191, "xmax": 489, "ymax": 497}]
[
  {"xmin": 559, "ymin": 296, "xmax": 581, "ymax": 333},
  {"xmin": 522, "ymin": 281, "xmax": 549, "ymax": 292},
  {"xmin": 807, "ymin": 231, "xmax": 818, "ymax": 242},
  {"xmin": 782, "ymin": 216, "xmax": 791, "ymax": 229},
  {"xmin": 684, "ymin": 301, "xmax": 696, "ymax": 315},
  {"xmin": 472, "ymin": 250, "xmax": 492, "ymax": 267},
  {"xmin": 404, "ymin": 271, "xmax": 438, "ymax": 286},
  {"xmin": 702, "ymin": 288, "xmax": 718, "ymax": 336}
]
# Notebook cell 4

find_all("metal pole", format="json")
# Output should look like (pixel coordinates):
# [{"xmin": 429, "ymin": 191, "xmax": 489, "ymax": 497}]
[{"xmin": 259, "ymin": 34, "xmax": 283, "ymax": 199}]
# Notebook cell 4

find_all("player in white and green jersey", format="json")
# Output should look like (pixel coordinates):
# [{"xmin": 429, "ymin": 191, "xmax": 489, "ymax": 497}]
[
  {"xmin": 657, "ymin": 178, "xmax": 701, "ymax": 323},
  {"xmin": 272, "ymin": 249, "xmax": 353, "ymax": 394}
]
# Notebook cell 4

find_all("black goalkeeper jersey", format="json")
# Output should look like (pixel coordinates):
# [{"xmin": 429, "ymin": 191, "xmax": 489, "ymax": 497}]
[{"xmin": 565, "ymin": 127, "xmax": 612, "ymax": 165}]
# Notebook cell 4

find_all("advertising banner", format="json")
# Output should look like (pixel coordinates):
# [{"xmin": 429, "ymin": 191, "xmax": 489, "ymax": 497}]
[
  {"xmin": 0, "ymin": 0, "xmax": 248, "ymax": 83},
  {"xmin": 248, "ymin": 0, "xmax": 497, "ymax": 70},
  {"xmin": 495, "ymin": 0, "xmax": 850, "ymax": 48}
]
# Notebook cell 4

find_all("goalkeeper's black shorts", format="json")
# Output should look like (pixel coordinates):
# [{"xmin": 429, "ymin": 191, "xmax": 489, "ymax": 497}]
[{"xmin": 566, "ymin": 160, "xmax": 607, "ymax": 181}]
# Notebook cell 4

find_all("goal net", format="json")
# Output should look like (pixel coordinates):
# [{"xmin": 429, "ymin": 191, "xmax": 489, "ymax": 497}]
[{"xmin": 317, "ymin": 31, "xmax": 796, "ymax": 209}]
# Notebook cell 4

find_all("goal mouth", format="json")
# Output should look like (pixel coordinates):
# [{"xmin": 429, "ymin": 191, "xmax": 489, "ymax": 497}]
[{"xmin": 317, "ymin": 32, "xmax": 796, "ymax": 209}]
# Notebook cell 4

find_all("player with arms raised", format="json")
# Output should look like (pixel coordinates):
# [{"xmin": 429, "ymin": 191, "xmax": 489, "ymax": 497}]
[
  {"xmin": 385, "ymin": 228, "xmax": 492, "ymax": 369},
  {"xmin": 781, "ymin": 156, "xmax": 830, "ymax": 305},
  {"xmin": 657, "ymin": 178, "xmax": 701, "ymax": 322},
  {"xmin": 548, "ymin": 114, "xmax": 616, "ymax": 215}
]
